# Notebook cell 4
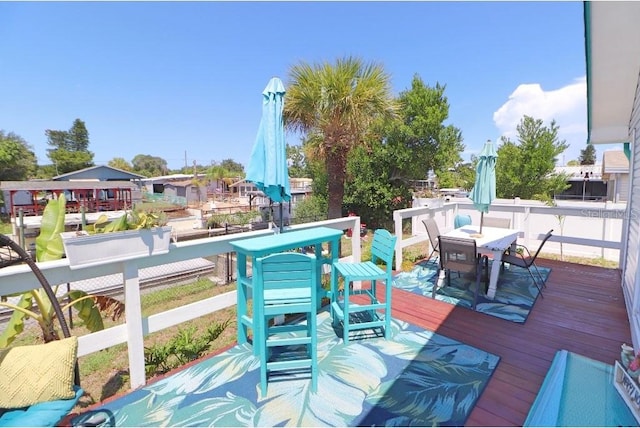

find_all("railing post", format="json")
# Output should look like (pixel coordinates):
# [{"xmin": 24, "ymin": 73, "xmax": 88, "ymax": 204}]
[
  {"xmin": 18, "ymin": 209, "xmax": 25, "ymax": 249},
  {"xmin": 352, "ymin": 217, "xmax": 361, "ymax": 264},
  {"xmin": 394, "ymin": 210, "xmax": 403, "ymax": 271},
  {"xmin": 513, "ymin": 197, "xmax": 520, "ymax": 232},
  {"xmin": 603, "ymin": 200, "xmax": 610, "ymax": 259},
  {"xmin": 122, "ymin": 260, "xmax": 146, "ymax": 389}
]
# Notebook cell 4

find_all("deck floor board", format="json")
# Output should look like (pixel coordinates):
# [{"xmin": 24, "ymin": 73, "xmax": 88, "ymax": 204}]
[{"xmin": 387, "ymin": 258, "xmax": 629, "ymax": 426}]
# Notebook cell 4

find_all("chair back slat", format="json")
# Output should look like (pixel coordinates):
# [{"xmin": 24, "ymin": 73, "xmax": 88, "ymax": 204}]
[
  {"xmin": 531, "ymin": 229, "xmax": 554, "ymax": 260},
  {"xmin": 257, "ymin": 253, "xmax": 317, "ymax": 304},
  {"xmin": 482, "ymin": 216, "xmax": 511, "ymax": 228},
  {"xmin": 438, "ymin": 235, "xmax": 479, "ymax": 274},
  {"xmin": 370, "ymin": 229, "xmax": 397, "ymax": 270},
  {"xmin": 422, "ymin": 218, "xmax": 441, "ymax": 253}
]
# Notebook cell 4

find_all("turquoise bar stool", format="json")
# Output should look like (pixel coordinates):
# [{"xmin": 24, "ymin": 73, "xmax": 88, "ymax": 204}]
[
  {"xmin": 454, "ymin": 214, "xmax": 472, "ymax": 229},
  {"xmin": 331, "ymin": 229, "xmax": 397, "ymax": 344},
  {"xmin": 254, "ymin": 252, "xmax": 318, "ymax": 396}
]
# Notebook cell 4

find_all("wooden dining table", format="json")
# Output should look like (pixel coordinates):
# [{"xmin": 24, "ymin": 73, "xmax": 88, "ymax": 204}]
[
  {"xmin": 229, "ymin": 226, "xmax": 343, "ymax": 355},
  {"xmin": 442, "ymin": 225, "xmax": 519, "ymax": 299}
]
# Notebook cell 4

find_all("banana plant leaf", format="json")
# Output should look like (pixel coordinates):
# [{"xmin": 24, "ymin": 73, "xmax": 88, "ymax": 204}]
[
  {"xmin": 0, "ymin": 293, "xmax": 33, "ymax": 347},
  {"xmin": 36, "ymin": 194, "xmax": 67, "ymax": 262}
]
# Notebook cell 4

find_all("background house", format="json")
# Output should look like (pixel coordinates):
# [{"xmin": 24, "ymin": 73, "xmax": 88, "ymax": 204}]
[
  {"xmin": 553, "ymin": 164, "xmax": 606, "ymax": 201},
  {"xmin": 602, "ymin": 150, "xmax": 630, "ymax": 203},
  {"xmin": 163, "ymin": 180, "xmax": 207, "ymax": 207},
  {"xmin": 52, "ymin": 165, "xmax": 145, "ymax": 182},
  {"xmin": 1, "ymin": 165, "xmax": 144, "ymax": 217}
]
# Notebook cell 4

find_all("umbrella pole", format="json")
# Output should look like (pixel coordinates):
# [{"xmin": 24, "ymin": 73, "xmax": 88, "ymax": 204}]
[
  {"xmin": 479, "ymin": 212, "xmax": 484, "ymax": 234},
  {"xmin": 278, "ymin": 187, "xmax": 285, "ymax": 233}
]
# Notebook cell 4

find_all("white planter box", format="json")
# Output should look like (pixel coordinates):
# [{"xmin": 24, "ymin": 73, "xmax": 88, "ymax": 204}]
[{"xmin": 61, "ymin": 226, "xmax": 173, "ymax": 270}]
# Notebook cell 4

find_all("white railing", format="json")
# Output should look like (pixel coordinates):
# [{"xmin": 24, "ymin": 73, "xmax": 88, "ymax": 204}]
[
  {"xmin": 0, "ymin": 217, "xmax": 361, "ymax": 390},
  {"xmin": 2, "ymin": 202, "xmax": 625, "ymax": 392},
  {"xmin": 393, "ymin": 198, "xmax": 626, "ymax": 271}
]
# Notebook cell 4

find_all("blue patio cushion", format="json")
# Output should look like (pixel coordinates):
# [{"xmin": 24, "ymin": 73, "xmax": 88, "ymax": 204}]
[{"xmin": 0, "ymin": 386, "xmax": 83, "ymax": 427}]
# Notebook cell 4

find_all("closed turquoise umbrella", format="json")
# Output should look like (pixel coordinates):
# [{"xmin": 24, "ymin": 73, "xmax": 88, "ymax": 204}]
[
  {"xmin": 469, "ymin": 140, "xmax": 497, "ymax": 235},
  {"xmin": 245, "ymin": 77, "xmax": 291, "ymax": 232}
]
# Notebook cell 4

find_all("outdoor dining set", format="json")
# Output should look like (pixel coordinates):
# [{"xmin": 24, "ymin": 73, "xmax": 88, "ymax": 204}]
[
  {"xmin": 229, "ymin": 226, "xmax": 397, "ymax": 395},
  {"xmin": 226, "ymin": 215, "xmax": 552, "ymax": 395}
]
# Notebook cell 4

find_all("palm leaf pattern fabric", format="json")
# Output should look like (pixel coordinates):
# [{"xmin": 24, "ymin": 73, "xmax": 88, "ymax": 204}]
[
  {"xmin": 393, "ymin": 259, "xmax": 550, "ymax": 323},
  {"xmin": 77, "ymin": 311, "xmax": 499, "ymax": 427}
]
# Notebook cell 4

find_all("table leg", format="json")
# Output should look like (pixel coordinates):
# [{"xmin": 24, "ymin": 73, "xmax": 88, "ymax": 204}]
[
  {"xmin": 236, "ymin": 253, "xmax": 248, "ymax": 345},
  {"xmin": 314, "ymin": 242, "xmax": 325, "ymax": 310},
  {"xmin": 487, "ymin": 250, "xmax": 503, "ymax": 299},
  {"xmin": 251, "ymin": 271, "xmax": 260, "ymax": 357},
  {"xmin": 329, "ymin": 237, "xmax": 340, "ymax": 325}
]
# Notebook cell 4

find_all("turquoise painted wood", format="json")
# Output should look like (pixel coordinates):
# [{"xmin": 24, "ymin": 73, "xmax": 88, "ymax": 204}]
[
  {"xmin": 331, "ymin": 229, "xmax": 397, "ymax": 344},
  {"xmin": 254, "ymin": 252, "xmax": 318, "ymax": 396},
  {"xmin": 230, "ymin": 226, "xmax": 342, "ymax": 355},
  {"xmin": 454, "ymin": 214, "xmax": 472, "ymax": 229}
]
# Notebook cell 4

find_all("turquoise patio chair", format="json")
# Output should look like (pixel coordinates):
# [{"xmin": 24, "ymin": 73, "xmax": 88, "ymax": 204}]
[
  {"xmin": 254, "ymin": 252, "xmax": 318, "ymax": 396},
  {"xmin": 454, "ymin": 214, "xmax": 472, "ymax": 229},
  {"xmin": 331, "ymin": 229, "xmax": 397, "ymax": 344}
]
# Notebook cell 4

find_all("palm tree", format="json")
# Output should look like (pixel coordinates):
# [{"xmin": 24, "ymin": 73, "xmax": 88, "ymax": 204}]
[
  {"xmin": 284, "ymin": 57, "xmax": 397, "ymax": 219},
  {"xmin": 206, "ymin": 165, "xmax": 232, "ymax": 202}
]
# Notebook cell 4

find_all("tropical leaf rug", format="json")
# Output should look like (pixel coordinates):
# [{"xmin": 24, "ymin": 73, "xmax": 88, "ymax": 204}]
[
  {"xmin": 393, "ymin": 259, "xmax": 551, "ymax": 323},
  {"xmin": 73, "ymin": 311, "xmax": 499, "ymax": 427}
]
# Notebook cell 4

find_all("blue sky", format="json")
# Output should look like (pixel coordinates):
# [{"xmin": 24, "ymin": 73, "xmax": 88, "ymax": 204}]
[{"xmin": 1, "ymin": 1, "xmax": 595, "ymax": 172}]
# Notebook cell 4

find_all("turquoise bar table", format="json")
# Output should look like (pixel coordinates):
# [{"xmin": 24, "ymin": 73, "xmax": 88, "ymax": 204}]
[{"xmin": 230, "ymin": 226, "xmax": 343, "ymax": 355}]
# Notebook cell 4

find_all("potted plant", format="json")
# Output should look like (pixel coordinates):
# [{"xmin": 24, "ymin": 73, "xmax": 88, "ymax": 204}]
[
  {"xmin": 54, "ymin": 194, "xmax": 173, "ymax": 269},
  {"xmin": 0, "ymin": 195, "xmax": 126, "ymax": 347}
]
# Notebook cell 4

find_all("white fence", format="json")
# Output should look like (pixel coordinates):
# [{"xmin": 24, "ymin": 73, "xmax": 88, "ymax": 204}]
[
  {"xmin": 393, "ymin": 197, "xmax": 626, "ymax": 271},
  {"xmin": 0, "ymin": 217, "xmax": 361, "ymax": 390},
  {"xmin": 2, "ymin": 202, "xmax": 623, "ymax": 393}
]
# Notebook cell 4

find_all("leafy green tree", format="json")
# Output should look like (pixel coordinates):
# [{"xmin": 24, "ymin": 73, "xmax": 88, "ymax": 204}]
[
  {"xmin": 496, "ymin": 116, "xmax": 570, "ymax": 199},
  {"xmin": 284, "ymin": 56, "xmax": 397, "ymax": 219},
  {"xmin": 206, "ymin": 164, "xmax": 234, "ymax": 200},
  {"xmin": 339, "ymin": 75, "xmax": 464, "ymax": 228},
  {"xmin": 437, "ymin": 161, "xmax": 475, "ymax": 190},
  {"xmin": 567, "ymin": 159, "xmax": 580, "ymax": 166},
  {"xmin": 132, "ymin": 154, "xmax": 169, "ymax": 177},
  {"xmin": 176, "ymin": 164, "xmax": 208, "ymax": 175},
  {"xmin": 304, "ymin": 146, "xmax": 329, "ymax": 202},
  {"xmin": 108, "ymin": 157, "xmax": 134, "ymax": 172},
  {"xmin": 292, "ymin": 195, "xmax": 327, "ymax": 224},
  {"xmin": 343, "ymin": 142, "xmax": 413, "ymax": 229},
  {"xmin": 0, "ymin": 131, "xmax": 37, "ymax": 180},
  {"xmin": 219, "ymin": 159, "xmax": 244, "ymax": 175},
  {"xmin": 286, "ymin": 144, "xmax": 308, "ymax": 178},
  {"xmin": 579, "ymin": 144, "xmax": 597, "ymax": 165},
  {"xmin": 34, "ymin": 164, "xmax": 58, "ymax": 179},
  {"xmin": 383, "ymin": 75, "xmax": 464, "ymax": 181},
  {"xmin": 46, "ymin": 118, "xmax": 94, "ymax": 174}
]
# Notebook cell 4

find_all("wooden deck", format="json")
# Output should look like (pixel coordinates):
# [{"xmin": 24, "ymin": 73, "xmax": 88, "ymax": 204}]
[
  {"xmin": 74, "ymin": 258, "xmax": 629, "ymax": 426},
  {"xmin": 391, "ymin": 258, "xmax": 630, "ymax": 426}
]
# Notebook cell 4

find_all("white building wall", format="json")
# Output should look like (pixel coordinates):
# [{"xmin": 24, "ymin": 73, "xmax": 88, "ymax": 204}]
[{"xmin": 624, "ymin": 73, "xmax": 640, "ymax": 350}]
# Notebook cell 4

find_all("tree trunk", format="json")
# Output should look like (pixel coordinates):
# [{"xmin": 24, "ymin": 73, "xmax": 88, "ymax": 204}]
[{"xmin": 326, "ymin": 150, "xmax": 347, "ymax": 220}]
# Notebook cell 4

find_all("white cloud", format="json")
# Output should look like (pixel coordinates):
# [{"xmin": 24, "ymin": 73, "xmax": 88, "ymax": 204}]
[{"xmin": 493, "ymin": 77, "xmax": 587, "ymax": 156}]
